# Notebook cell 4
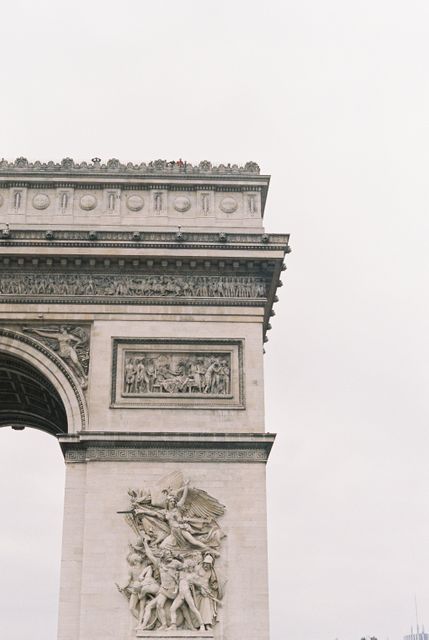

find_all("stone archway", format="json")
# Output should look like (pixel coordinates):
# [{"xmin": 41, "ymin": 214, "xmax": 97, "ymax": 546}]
[
  {"xmin": 0, "ymin": 353, "xmax": 67, "ymax": 434},
  {"xmin": 0, "ymin": 329, "xmax": 88, "ymax": 434},
  {"xmin": 0, "ymin": 159, "xmax": 288, "ymax": 640}
]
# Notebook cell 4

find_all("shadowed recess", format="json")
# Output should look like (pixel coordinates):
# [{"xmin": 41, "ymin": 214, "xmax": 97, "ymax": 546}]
[{"xmin": 0, "ymin": 353, "xmax": 67, "ymax": 434}]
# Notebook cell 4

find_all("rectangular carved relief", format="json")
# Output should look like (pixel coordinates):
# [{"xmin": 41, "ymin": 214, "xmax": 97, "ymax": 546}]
[
  {"xmin": 111, "ymin": 339, "xmax": 244, "ymax": 409},
  {"xmin": 0, "ymin": 273, "xmax": 266, "ymax": 300}
]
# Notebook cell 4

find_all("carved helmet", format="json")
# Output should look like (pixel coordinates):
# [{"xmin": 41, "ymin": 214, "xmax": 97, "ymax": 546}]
[{"xmin": 203, "ymin": 554, "xmax": 214, "ymax": 565}]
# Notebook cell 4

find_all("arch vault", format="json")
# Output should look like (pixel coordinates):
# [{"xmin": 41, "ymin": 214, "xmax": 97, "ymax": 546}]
[{"xmin": 0, "ymin": 329, "xmax": 88, "ymax": 434}]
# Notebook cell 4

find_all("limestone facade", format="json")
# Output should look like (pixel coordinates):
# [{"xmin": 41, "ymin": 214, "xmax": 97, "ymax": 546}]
[
  {"xmin": 0, "ymin": 158, "xmax": 289, "ymax": 640},
  {"xmin": 0, "ymin": 158, "xmax": 267, "ymax": 230}
]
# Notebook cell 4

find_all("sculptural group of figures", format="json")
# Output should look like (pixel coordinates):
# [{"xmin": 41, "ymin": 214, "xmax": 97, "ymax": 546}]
[
  {"xmin": 123, "ymin": 353, "xmax": 231, "ymax": 396},
  {"xmin": 117, "ymin": 472, "xmax": 225, "ymax": 634},
  {"xmin": 0, "ymin": 273, "xmax": 266, "ymax": 299}
]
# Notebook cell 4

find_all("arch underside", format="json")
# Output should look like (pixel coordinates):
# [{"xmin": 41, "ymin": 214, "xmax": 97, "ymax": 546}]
[{"xmin": 0, "ymin": 353, "xmax": 67, "ymax": 435}]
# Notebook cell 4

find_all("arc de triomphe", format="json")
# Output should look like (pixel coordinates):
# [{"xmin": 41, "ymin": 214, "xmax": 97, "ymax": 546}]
[{"xmin": 0, "ymin": 157, "xmax": 289, "ymax": 640}]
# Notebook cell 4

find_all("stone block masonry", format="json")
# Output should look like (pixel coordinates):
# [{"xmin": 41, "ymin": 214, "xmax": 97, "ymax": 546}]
[{"xmin": 0, "ymin": 158, "xmax": 290, "ymax": 640}]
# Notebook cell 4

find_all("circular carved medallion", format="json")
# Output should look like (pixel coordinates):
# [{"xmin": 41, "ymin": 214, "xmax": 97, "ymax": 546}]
[
  {"xmin": 126, "ymin": 195, "xmax": 144, "ymax": 212},
  {"xmin": 220, "ymin": 197, "xmax": 238, "ymax": 213},
  {"xmin": 32, "ymin": 193, "xmax": 50, "ymax": 210},
  {"xmin": 80, "ymin": 194, "xmax": 97, "ymax": 211},
  {"xmin": 174, "ymin": 196, "xmax": 191, "ymax": 212}
]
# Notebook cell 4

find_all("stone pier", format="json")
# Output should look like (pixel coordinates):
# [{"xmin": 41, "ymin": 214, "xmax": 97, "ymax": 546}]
[{"xmin": 0, "ymin": 157, "xmax": 289, "ymax": 640}]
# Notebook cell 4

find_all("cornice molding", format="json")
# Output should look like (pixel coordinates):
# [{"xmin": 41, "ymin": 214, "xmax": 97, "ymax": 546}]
[
  {"xmin": 0, "ymin": 228, "xmax": 289, "ymax": 249},
  {"xmin": 59, "ymin": 431, "xmax": 276, "ymax": 463}
]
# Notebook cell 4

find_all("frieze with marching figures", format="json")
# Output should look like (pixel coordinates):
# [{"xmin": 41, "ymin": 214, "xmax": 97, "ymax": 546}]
[{"xmin": 0, "ymin": 273, "xmax": 267, "ymax": 300}]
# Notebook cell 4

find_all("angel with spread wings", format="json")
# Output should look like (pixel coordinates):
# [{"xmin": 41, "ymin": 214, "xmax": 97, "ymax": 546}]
[{"xmin": 126, "ymin": 472, "xmax": 225, "ymax": 556}]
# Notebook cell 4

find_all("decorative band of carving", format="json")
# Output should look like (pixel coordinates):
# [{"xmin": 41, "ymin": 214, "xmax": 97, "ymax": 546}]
[
  {"xmin": 0, "ymin": 296, "xmax": 264, "ymax": 308},
  {"xmin": 0, "ymin": 228, "xmax": 289, "ymax": 248},
  {"xmin": 64, "ymin": 446, "xmax": 269, "ymax": 463},
  {"xmin": 0, "ymin": 273, "xmax": 267, "ymax": 300}
]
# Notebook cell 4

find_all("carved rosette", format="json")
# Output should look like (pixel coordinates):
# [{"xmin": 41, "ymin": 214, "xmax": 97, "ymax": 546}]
[
  {"xmin": 219, "ymin": 197, "xmax": 237, "ymax": 214},
  {"xmin": 127, "ymin": 195, "xmax": 145, "ymax": 211},
  {"xmin": 79, "ymin": 194, "xmax": 97, "ymax": 211},
  {"xmin": 174, "ymin": 196, "xmax": 191, "ymax": 213},
  {"xmin": 32, "ymin": 193, "xmax": 50, "ymax": 210}
]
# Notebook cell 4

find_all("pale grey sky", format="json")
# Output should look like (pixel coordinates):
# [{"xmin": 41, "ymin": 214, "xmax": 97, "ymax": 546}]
[{"xmin": 0, "ymin": 1, "xmax": 428, "ymax": 639}]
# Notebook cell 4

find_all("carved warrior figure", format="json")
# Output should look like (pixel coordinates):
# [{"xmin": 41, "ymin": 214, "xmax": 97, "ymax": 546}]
[
  {"xmin": 122, "ymin": 353, "xmax": 231, "ymax": 397},
  {"xmin": 116, "ymin": 551, "xmax": 160, "ymax": 627},
  {"xmin": 138, "ymin": 541, "xmax": 186, "ymax": 631},
  {"xmin": 0, "ymin": 273, "xmax": 266, "ymax": 300},
  {"xmin": 117, "ymin": 471, "xmax": 225, "ymax": 633},
  {"xmin": 192, "ymin": 554, "xmax": 222, "ymax": 630},
  {"xmin": 22, "ymin": 325, "xmax": 89, "ymax": 388}
]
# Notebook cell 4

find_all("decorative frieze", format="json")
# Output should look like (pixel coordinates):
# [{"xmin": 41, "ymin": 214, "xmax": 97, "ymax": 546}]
[
  {"xmin": 0, "ymin": 188, "xmax": 260, "ymax": 221},
  {"xmin": 0, "ymin": 227, "xmax": 289, "ymax": 247},
  {"xmin": 65, "ymin": 446, "xmax": 268, "ymax": 463},
  {"xmin": 60, "ymin": 431, "xmax": 275, "ymax": 463},
  {"xmin": 111, "ymin": 339, "xmax": 244, "ymax": 410},
  {"xmin": 123, "ymin": 352, "xmax": 231, "ymax": 397},
  {"xmin": 0, "ymin": 273, "xmax": 267, "ymax": 301}
]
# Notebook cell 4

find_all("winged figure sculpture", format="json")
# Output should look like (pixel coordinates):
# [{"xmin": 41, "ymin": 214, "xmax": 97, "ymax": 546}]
[
  {"xmin": 124, "ymin": 471, "xmax": 225, "ymax": 556},
  {"xmin": 118, "ymin": 471, "xmax": 226, "ymax": 633}
]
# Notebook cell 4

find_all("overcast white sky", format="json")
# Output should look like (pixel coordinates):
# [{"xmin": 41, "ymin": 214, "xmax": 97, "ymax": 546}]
[{"xmin": 0, "ymin": 1, "xmax": 428, "ymax": 639}]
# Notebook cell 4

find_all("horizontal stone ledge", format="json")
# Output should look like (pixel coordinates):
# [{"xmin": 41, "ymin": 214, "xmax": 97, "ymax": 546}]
[
  {"xmin": 0, "ymin": 297, "xmax": 267, "ymax": 307},
  {"xmin": 0, "ymin": 229, "xmax": 289, "ymax": 247},
  {"xmin": 136, "ymin": 632, "xmax": 213, "ymax": 639},
  {"xmin": 61, "ymin": 430, "xmax": 276, "ymax": 443},
  {"xmin": 59, "ymin": 431, "xmax": 276, "ymax": 464}
]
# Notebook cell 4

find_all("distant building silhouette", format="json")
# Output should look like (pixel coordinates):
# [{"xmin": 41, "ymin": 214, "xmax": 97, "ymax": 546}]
[{"xmin": 404, "ymin": 627, "xmax": 428, "ymax": 640}]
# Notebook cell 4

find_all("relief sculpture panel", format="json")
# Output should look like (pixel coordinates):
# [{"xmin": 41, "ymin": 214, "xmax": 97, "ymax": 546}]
[
  {"xmin": 0, "ymin": 273, "xmax": 266, "ymax": 302},
  {"xmin": 116, "ymin": 471, "xmax": 225, "ymax": 636},
  {"xmin": 112, "ymin": 339, "xmax": 244, "ymax": 410},
  {"xmin": 19, "ymin": 324, "xmax": 90, "ymax": 389},
  {"xmin": 123, "ymin": 352, "xmax": 231, "ymax": 398}
]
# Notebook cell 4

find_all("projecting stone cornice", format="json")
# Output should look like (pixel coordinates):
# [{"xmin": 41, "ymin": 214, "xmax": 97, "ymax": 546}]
[
  {"xmin": 59, "ymin": 431, "xmax": 276, "ymax": 463},
  {"xmin": 0, "ymin": 228, "xmax": 289, "ymax": 249},
  {"xmin": 0, "ymin": 231, "xmax": 289, "ymax": 339}
]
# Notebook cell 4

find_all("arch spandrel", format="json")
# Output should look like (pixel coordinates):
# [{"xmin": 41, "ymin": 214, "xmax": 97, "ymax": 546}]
[{"xmin": 0, "ymin": 328, "xmax": 88, "ymax": 434}]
